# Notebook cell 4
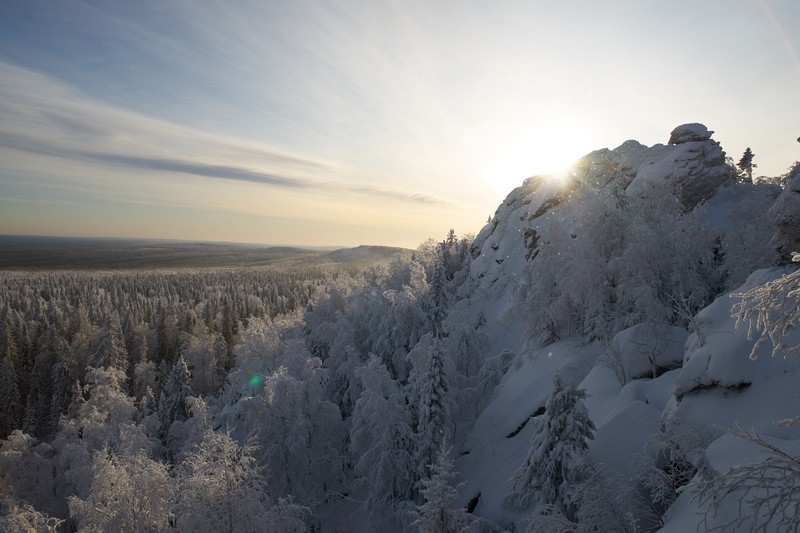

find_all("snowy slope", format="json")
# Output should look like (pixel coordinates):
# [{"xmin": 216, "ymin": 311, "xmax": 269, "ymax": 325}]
[
  {"xmin": 456, "ymin": 265, "xmax": 799, "ymax": 532},
  {"xmin": 660, "ymin": 268, "xmax": 800, "ymax": 531},
  {"xmin": 452, "ymin": 124, "xmax": 797, "ymax": 531},
  {"xmin": 456, "ymin": 339, "xmax": 600, "ymax": 529}
]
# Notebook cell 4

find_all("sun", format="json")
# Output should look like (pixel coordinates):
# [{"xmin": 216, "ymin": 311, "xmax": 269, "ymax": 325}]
[{"xmin": 483, "ymin": 122, "xmax": 594, "ymax": 196}]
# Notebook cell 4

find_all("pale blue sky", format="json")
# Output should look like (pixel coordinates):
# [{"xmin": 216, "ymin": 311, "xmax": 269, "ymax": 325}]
[{"xmin": 1, "ymin": 0, "xmax": 798, "ymax": 247}]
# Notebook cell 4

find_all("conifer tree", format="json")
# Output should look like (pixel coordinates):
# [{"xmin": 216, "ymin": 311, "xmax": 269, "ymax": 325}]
[
  {"xmin": 133, "ymin": 332, "xmax": 149, "ymax": 367},
  {"xmin": 0, "ymin": 340, "xmax": 22, "ymax": 438},
  {"xmin": 159, "ymin": 355, "xmax": 193, "ymax": 431},
  {"xmin": 23, "ymin": 328, "xmax": 56, "ymax": 438},
  {"xmin": 506, "ymin": 373, "xmax": 595, "ymax": 515},
  {"xmin": 222, "ymin": 298, "xmax": 236, "ymax": 347},
  {"xmin": 412, "ymin": 446, "xmax": 467, "ymax": 533},
  {"xmin": 415, "ymin": 336, "xmax": 453, "ymax": 480},
  {"xmin": 738, "ymin": 147, "xmax": 756, "ymax": 183},
  {"xmin": 15, "ymin": 321, "xmax": 33, "ymax": 403},
  {"xmin": 155, "ymin": 304, "xmax": 175, "ymax": 363},
  {"xmin": 49, "ymin": 346, "xmax": 72, "ymax": 432},
  {"xmin": 92, "ymin": 311, "xmax": 128, "ymax": 373},
  {"xmin": 0, "ymin": 313, "xmax": 22, "ymax": 438},
  {"xmin": 428, "ymin": 245, "xmax": 449, "ymax": 329},
  {"xmin": 213, "ymin": 332, "xmax": 230, "ymax": 387},
  {"xmin": 68, "ymin": 300, "xmax": 91, "ymax": 342},
  {"xmin": 1, "ymin": 312, "xmax": 19, "ymax": 370}
]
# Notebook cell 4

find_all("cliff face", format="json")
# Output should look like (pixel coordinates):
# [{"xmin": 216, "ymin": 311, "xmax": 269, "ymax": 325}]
[
  {"xmin": 471, "ymin": 123, "xmax": 733, "ymax": 292},
  {"xmin": 457, "ymin": 125, "xmax": 799, "ymax": 532}
]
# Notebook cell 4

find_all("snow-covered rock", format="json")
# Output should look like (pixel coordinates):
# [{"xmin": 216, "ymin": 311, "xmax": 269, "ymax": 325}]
[
  {"xmin": 668, "ymin": 267, "xmax": 800, "ymax": 443},
  {"xmin": 768, "ymin": 162, "xmax": 800, "ymax": 260},
  {"xmin": 471, "ymin": 175, "xmax": 569, "ymax": 293},
  {"xmin": 611, "ymin": 324, "xmax": 687, "ymax": 381},
  {"xmin": 470, "ymin": 124, "xmax": 733, "ymax": 297},
  {"xmin": 668, "ymin": 123, "xmax": 714, "ymax": 144},
  {"xmin": 627, "ymin": 123, "xmax": 731, "ymax": 207}
]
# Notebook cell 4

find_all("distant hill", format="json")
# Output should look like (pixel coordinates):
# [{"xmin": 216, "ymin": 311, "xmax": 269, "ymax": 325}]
[
  {"xmin": 321, "ymin": 245, "xmax": 411, "ymax": 264},
  {"xmin": 0, "ymin": 236, "xmax": 410, "ymax": 270}
]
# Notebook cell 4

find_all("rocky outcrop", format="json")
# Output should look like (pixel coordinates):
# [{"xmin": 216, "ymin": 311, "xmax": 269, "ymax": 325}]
[
  {"xmin": 668, "ymin": 123, "xmax": 714, "ymax": 144},
  {"xmin": 768, "ymin": 163, "xmax": 800, "ymax": 261},
  {"xmin": 470, "ymin": 123, "xmax": 735, "ymax": 288},
  {"xmin": 628, "ymin": 123, "xmax": 732, "ymax": 208}
]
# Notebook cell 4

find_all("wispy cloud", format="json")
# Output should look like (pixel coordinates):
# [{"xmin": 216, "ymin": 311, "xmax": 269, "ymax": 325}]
[
  {"xmin": 0, "ymin": 195, "xmax": 77, "ymax": 207},
  {"xmin": 0, "ymin": 61, "xmax": 454, "ymax": 207},
  {"xmin": 0, "ymin": 131, "xmax": 306, "ymax": 189}
]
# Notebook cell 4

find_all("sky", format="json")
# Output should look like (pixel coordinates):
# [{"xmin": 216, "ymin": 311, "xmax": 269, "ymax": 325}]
[{"xmin": 0, "ymin": 0, "xmax": 799, "ymax": 248}]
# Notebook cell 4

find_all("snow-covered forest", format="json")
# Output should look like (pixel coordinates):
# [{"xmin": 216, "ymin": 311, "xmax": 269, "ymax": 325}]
[{"xmin": 1, "ymin": 123, "xmax": 799, "ymax": 532}]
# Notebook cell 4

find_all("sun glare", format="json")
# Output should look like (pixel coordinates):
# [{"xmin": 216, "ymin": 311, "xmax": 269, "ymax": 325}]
[{"xmin": 484, "ymin": 122, "xmax": 593, "ymax": 196}]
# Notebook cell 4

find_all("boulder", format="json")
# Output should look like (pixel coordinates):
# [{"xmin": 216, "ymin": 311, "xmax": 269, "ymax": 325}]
[{"xmin": 668, "ymin": 123, "xmax": 714, "ymax": 144}]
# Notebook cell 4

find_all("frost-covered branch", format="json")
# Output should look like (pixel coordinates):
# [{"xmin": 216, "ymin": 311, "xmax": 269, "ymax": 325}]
[
  {"xmin": 698, "ymin": 423, "xmax": 800, "ymax": 532},
  {"xmin": 0, "ymin": 500, "xmax": 64, "ymax": 533},
  {"xmin": 732, "ymin": 253, "xmax": 800, "ymax": 359}
]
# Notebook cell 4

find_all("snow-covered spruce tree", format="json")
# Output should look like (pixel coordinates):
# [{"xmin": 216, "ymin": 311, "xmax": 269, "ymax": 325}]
[
  {"xmin": 13, "ymin": 321, "xmax": 33, "ymax": 405},
  {"xmin": 411, "ymin": 445, "xmax": 467, "ymax": 533},
  {"xmin": 49, "ymin": 349, "xmax": 73, "ymax": 434},
  {"xmin": 91, "ymin": 310, "xmax": 128, "ymax": 373},
  {"xmin": 505, "ymin": 373, "xmax": 595, "ymax": 515},
  {"xmin": 427, "ymin": 244, "xmax": 449, "ymax": 329},
  {"xmin": 413, "ymin": 335, "xmax": 454, "ymax": 481},
  {"xmin": 159, "ymin": 355, "xmax": 196, "ymax": 461},
  {"xmin": 181, "ymin": 326, "xmax": 221, "ymax": 397},
  {"xmin": 159, "ymin": 355, "xmax": 192, "ymax": 430},
  {"xmin": 0, "ymin": 333, "xmax": 22, "ymax": 439},
  {"xmin": 23, "ymin": 328, "xmax": 57, "ymax": 439}
]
